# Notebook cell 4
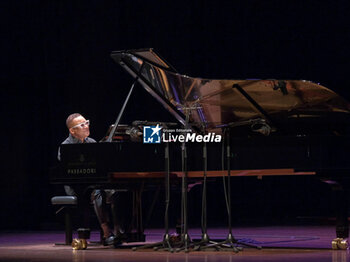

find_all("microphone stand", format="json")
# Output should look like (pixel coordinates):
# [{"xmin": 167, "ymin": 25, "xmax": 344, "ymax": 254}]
[
  {"xmin": 197, "ymin": 128, "xmax": 241, "ymax": 252},
  {"xmin": 222, "ymin": 127, "xmax": 242, "ymax": 252},
  {"xmin": 175, "ymin": 112, "xmax": 192, "ymax": 253},
  {"xmin": 202, "ymin": 127, "xmax": 261, "ymax": 252},
  {"xmin": 175, "ymin": 141, "xmax": 190, "ymax": 252},
  {"xmin": 133, "ymin": 142, "xmax": 174, "ymax": 252},
  {"xmin": 192, "ymin": 142, "xmax": 220, "ymax": 251}
]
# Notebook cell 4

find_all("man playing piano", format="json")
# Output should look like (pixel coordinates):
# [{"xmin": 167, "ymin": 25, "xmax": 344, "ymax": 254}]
[{"xmin": 58, "ymin": 113, "xmax": 130, "ymax": 246}]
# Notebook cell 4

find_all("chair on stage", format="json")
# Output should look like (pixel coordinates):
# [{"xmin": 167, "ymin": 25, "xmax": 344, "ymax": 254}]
[{"xmin": 51, "ymin": 195, "xmax": 77, "ymax": 245}]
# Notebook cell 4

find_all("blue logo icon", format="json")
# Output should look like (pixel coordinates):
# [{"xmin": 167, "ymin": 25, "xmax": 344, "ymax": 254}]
[{"xmin": 143, "ymin": 125, "xmax": 162, "ymax": 144}]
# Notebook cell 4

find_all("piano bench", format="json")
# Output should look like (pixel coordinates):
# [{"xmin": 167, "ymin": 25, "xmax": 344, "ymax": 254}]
[{"xmin": 51, "ymin": 196, "xmax": 78, "ymax": 245}]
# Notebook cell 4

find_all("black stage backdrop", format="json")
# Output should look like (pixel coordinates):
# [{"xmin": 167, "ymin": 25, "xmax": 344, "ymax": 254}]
[{"xmin": 1, "ymin": 0, "xmax": 350, "ymax": 230}]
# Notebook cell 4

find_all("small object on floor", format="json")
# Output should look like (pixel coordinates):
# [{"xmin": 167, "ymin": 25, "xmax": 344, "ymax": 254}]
[
  {"xmin": 332, "ymin": 238, "xmax": 348, "ymax": 250},
  {"xmin": 72, "ymin": 238, "xmax": 88, "ymax": 250},
  {"xmin": 72, "ymin": 228, "xmax": 90, "ymax": 250}
]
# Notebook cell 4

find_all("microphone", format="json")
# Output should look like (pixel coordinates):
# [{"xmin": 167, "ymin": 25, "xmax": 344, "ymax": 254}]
[
  {"xmin": 125, "ymin": 127, "xmax": 143, "ymax": 141},
  {"xmin": 251, "ymin": 122, "xmax": 271, "ymax": 136}
]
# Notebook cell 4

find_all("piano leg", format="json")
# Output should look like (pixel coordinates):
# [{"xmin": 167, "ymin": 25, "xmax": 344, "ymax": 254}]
[
  {"xmin": 128, "ymin": 187, "xmax": 146, "ymax": 243},
  {"xmin": 328, "ymin": 180, "xmax": 349, "ymax": 250}
]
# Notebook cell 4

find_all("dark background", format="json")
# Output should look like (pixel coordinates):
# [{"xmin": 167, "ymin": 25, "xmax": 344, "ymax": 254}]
[{"xmin": 1, "ymin": 0, "xmax": 350, "ymax": 230}]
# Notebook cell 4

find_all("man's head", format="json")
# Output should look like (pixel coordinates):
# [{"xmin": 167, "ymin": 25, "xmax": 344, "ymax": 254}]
[{"xmin": 66, "ymin": 113, "xmax": 90, "ymax": 142}]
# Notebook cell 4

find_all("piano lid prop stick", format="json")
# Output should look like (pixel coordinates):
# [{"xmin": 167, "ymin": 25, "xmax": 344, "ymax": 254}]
[{"xmin": 106, "ymin": 62, "xmax": 145, "ymax": 142}]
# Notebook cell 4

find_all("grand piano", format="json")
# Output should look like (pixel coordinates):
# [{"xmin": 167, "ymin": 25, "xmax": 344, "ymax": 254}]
[{"xmin": 52, "ymin": 48, "xmax": 350, "ymax": 249}]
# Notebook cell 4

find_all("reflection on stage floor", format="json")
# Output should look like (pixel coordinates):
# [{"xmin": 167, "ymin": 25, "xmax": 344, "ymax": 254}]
[{"xmin": 0, "ymin": 226, "xmax": 348, "ymax": 262}]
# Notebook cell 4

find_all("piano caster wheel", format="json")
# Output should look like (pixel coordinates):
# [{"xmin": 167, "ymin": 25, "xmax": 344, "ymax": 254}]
[
  {"xmin": 332, "ymin": 238, "xmax": 348, "ymax": 250},
  {"xmin": 72, "ymin": 228, "xmax": 90, "ymax": 250},
  {"xmin": 72, "ymin": 238, "xmax": 88, "ymax": 250}
]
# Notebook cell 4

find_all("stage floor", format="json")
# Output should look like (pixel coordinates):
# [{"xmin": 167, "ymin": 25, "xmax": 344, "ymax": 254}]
[{"xmin": 0, "ymin": 226, "xmax": 348, "ymax": 262}]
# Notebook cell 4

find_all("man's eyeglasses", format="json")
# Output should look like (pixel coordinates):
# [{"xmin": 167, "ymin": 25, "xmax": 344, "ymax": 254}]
[{"xmin": 71, "ymin": 120, "xmax": 90, "ymax": 129}]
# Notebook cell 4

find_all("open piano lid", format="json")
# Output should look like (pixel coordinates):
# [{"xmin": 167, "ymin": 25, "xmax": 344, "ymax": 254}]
[{"xmin": 111, "ymin": 48, "xmax": 350, "ymax": 134}]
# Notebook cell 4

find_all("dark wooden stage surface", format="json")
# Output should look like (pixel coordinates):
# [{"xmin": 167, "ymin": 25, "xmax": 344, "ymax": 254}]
[{"xmin": 0, "ymin": 226, "xmax": 348, "ymax": 262}]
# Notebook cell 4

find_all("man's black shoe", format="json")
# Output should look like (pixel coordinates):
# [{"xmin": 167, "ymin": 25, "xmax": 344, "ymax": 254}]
[
  {"xmin": 113, "ymin": 236, "xmax": 123, "ymax": 248},
  {"xmin": 103, "ymin": 234, "xmax": 115, "ymax": 246},
  {"xmin": 112, "ymin": 232, "xmax": 129, "ymax": 248}
]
